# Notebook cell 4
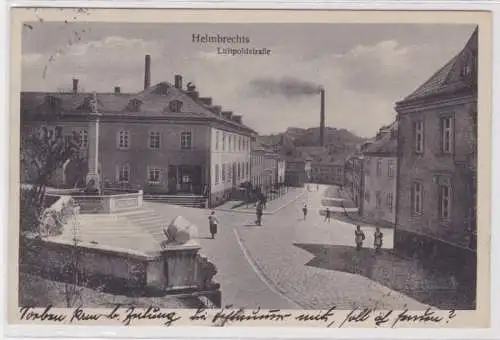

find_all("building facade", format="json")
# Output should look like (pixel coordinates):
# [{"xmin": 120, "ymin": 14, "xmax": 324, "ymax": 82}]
[
  {"xmin": 276, "ymin": 157, "xmax": 286, "ymax": 186},
  {"xmin": 361, "ymin": 123, "xmax": 398, "ymax": 227},
  {"xmin": 343, "ymin": 153, "xmax": 364, "ymax": 210},
  {"xmin": 395, "ymin": 28, "xmax": 477, "ymax": 280},
  {"xmin": 284, "ymin": 157, "xmax": 311, "ymax": 187},
  {"xmin": 310, "ymin": 162, "xmax": 344, "ymax": 186},
  {"xmin": 21, "ymin": 63, "xmax": 256, "ymax": 208},
  {"xmin": 251, "ymin": 142, "xmax": 279, "ymax": 195}
]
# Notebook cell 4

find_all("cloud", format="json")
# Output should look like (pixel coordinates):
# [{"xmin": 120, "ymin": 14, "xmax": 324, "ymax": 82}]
[{"xmin": 21, "ymin": 29, "xmax": 467, "ymax": 138}]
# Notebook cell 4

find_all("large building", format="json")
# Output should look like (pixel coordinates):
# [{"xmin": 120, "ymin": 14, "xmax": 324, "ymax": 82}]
[
  {"xmin": 21, "ymin": 55, "xmax": 257, "ymax": 208},
  {"xmin": 284, "ymin": 157, "xmax": 312, "ymax": 187},
  {"xmin": 310, "ymin": 161, "xmax": 344, "ymax": 186},
  {"xmin": 394, "ymin": 28, "xmax": 477, "ymax": 278},
  {"xmin": 361, "ymin": 122, "xmax": 398, "ymax": 227},
  {"xmin": 251, "ymin": 142, "xmax": 279, "ymax": 195}
]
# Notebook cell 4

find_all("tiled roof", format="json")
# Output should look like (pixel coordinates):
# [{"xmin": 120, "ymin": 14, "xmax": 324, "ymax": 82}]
[
  {"xmin": 363, "ymin": 133, "xmax": 397, "ymax": 155},
  {"xmin": 21, "ymin": 82, "xmax": 256, "ymax": 133},
  {"xmin": 401, "ymin": 27, "xmax": 477, "ymax": 102}
]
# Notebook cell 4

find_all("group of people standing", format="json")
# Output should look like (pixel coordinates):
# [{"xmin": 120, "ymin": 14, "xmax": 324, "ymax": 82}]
[{"xmin": 301, "ymin": 203, "xmax": 384, "ymax": 252}]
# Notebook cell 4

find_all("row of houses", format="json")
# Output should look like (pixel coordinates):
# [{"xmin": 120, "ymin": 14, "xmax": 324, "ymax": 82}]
[
  {"xmin": 343, "ymin": 28, "xmax": 477, "ymax": 279},
  {"xmin": 20, "ymin": 55, "xmax": 288, "ymax": 208}
]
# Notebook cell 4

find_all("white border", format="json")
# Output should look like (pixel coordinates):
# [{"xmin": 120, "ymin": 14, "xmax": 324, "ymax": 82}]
[{"xmin": 2, "ymin": 0, "xmax": 499, "ymax": 339}]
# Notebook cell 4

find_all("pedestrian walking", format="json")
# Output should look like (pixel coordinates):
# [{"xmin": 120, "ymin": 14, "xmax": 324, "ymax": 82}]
[
  {"xmin": 256, "ymin": 202, "xmax": 263, "ymax": 226},
  {"xmin": 302, "ymin": 203, "xmax": 308, "ymax": 220},
  {"xmin": 374, "ymin": 227, "xmax": 383, "ymax": 253},
  {"xmin": 316, "ymin": 184, "xmax": 319, "ymax": 191},
  {"xmin": 355, "ymin": 225, "xmax": 365, "ymax": 250},
  {"xmin": 208, "ymin": 211, "xmax": 219, "ymax": 239},
  {"xmin": 324, "ymin": 207, "xmax": 331, "ymax": 223}
]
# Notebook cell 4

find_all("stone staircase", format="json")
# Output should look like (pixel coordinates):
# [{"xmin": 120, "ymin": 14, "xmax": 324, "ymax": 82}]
[{"xmin": 143, "ymin": 194, "xmax": 207, "ymax": 208}]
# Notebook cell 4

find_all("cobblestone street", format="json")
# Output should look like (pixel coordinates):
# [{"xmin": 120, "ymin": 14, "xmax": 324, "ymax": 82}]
[{"xmin": 147, "ymin": 184, "xmax": 465, "ymax": 310}]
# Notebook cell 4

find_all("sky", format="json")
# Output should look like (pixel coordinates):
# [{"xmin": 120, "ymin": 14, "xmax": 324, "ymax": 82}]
[{"xmin": 21, "ymin": 22, "xmax": 476, "ymax": 137}]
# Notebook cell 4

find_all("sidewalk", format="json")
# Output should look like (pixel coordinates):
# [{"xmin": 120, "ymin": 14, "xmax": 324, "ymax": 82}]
[
  {"xmin": 235, "ymin": 184, "xmax": 470, "ymax": 310},
  {"xmin": 214, "ymin": 187, "xmax": 305, "ymax": 215}
]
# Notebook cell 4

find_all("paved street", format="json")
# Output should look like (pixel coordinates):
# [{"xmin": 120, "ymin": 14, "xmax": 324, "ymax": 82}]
[{"xmin": 146, "ymin": 184, "xmax": 462, "ymax": 310}]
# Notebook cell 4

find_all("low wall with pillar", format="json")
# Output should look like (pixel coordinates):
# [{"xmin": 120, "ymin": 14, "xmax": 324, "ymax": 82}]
[
  {"xmin": 20, "ymin": 235, "xmax": 221, "ymax": 307},
  {"xmin": 46, "ymin": 190, "xmax": 144, "ymax": 214}
]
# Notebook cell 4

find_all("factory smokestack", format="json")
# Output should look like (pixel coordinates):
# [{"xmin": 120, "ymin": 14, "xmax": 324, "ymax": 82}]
[
  {"xmin": 320, "ymin": 87, "xmax": 325, "ymax": 147},
  {"xmin": 144, "ymin": 55, "xmax": 151, "ymax": 90}
]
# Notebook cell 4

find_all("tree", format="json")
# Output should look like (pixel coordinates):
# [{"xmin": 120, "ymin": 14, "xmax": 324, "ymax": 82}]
[{"xmin": 20, "ymin": 126, "xmax": 81, "ymax": 233}]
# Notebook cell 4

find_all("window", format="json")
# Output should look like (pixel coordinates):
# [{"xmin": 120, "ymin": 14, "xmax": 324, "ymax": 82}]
[
  {"xmin": 376, "ymin": 191, "xmax": 381, "ymax": 208},
  {"xmin": 237, "ymin": 163, "xmax": 241, "ymax": 179},
  {"xmin": 181, "ymin": 132, "xmax": 192, "ymax": 149},
  {"xmin": 79, "ymin": 129, "xmax": 88, "ymax": 149},
  {"xmin": 215, "ymin": 131, "xmax": 220, "ymax": 151},
  {"xmin": 440, "ymin": 117, "xmax": 454, "ymax": 154},
  {"xmin": 118, "ymin": 130, "xmax": 130, "ymax": 149},
  {"xmin": 414, "ymin": 121, "xmax": 424, "ymax": 153},
  {"xmin": 439, "ymin": 183, "xmax": 452, "ymax": 220},
  {"xmin": 148, "ymin": 167, "xmax": 161, "ymax": 184},
  {"xmin": 149, "ymin": 131, "xmax": 160, "ymax": 150},
  {"xmin": 411, "ymin": 182, "xmax": 423, "ymax": 214},
  {"xmin": 118, "ymin": 163, "xmax": 130, "ymax": 183},
  {"xmin": 365, "ymin": 190, "xmax": 370, "ymax": 203},
  {"xmin": 169, "ymin": 100, "xmax": 183, "ymax": 112},
  {"xmin": 64, "ymin": 135, "xmax": 72, "ymax": 146},
  {"xmin": 387, "ymin": 193, "xmax": 393, "ymax": 211},
  {"xmin": 388, "ymin": 160, "xmax": 395, "ymax": 178},
  {"xmin": 227, "ymin": 163, "xmax": 232, "ymax": 181},
  {"xmin": 246, "ymin": 162, "xmax": 250, "ymax": 177},
  {"xmin": 228, "ymin": 135, "xmax": 232, "ymax": 152},
  {"xmin": 215, "ymin": 164, "xmax": 220, "ymax": 184},
  {"xmin": 221, "ymin": 164, "xmax": 226, "ymax": 182},
  {"xmin": 238, "ymin": 137, "xmax": 242, "ymax": 151},
  {"xmin": 376, "ymin": 159, "xmax": 382, "ymax": 177},
  {"xmin": 126, "ymin": 99, "xmax": 142, "ymax": 112},
  {"xmin": 222, "ymin": 133, "xmax": 226, "ymax": 151}
]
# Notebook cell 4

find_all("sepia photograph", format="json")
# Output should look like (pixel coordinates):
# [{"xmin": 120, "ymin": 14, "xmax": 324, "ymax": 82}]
[{"xmin": 7, "ymin": 8, "xmax": 492, "ymax": 329}]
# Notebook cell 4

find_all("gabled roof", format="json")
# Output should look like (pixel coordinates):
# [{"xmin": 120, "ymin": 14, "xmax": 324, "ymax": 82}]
[{"xmin": 399, "ymin": 27, "xmax": 478, "ymax": 103}]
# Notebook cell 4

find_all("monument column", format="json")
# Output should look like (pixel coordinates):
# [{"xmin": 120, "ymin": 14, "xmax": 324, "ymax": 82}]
[{"xmin": 86, "ymin": 92, "xmax": 102, "ymax": 192}]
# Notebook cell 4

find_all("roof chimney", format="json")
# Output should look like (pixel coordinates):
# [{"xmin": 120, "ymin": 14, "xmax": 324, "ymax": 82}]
[
  {"xmin": 232, "ymin": 115, "xmax": 242, "ymax": 124},
  {"xmin": 200, "ymin": 97, "xmax": 213, "ymax": 106},
  {"xmin": 72, "ymin": 78, "xmax": 78, "ymax": 95},
  {"xmin": 174, "ymin": 75, "xmax": 182, "ymax": 89},
  {"xmin": 221, "ymin": 111, "xmax": 233, "ymax": 120},
  {"xmin": 320, "ymin": 87, "xmax": 325, "ymax": 147},
  {"xmin": 212, "ymin": 105, "xmax": 222, "ymax": 115},
  {"xmin": 114, "ymin": 86, "xmax": 121, "ymax": 94},
  {"xmin": 144, "ymin": 55, "xmax": 151, "ymax": 90}
]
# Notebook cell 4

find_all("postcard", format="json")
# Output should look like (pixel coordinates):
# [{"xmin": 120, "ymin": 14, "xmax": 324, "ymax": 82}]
[{"xmin": 7, "ymin": 7, "xmax": 492, "ymax": 330}]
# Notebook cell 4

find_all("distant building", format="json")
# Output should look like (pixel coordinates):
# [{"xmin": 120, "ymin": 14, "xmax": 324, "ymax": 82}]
[
  {"xmin": 361, "ymin": 122, "xmax": 398, "ymax": 227},
  {"xmin": 21, "ymin": 56, "xmax": 257, "ymax": 208},
  {"xmin": 251, "ymin": 142, "xmax": 278, "ymax": 194},
  {"xmin": 395, "ymin": 28, "xmax": 477, "ymax": 276},
  {"xmin": 310, "ymin": 161, "xmax": 344, "ymax": 186},
  {"xmin": 343, "ymin": 153, "xmax": 364, "ymax": 210},
  {"xmin": 284, "ymin": 157, "xmax": 311, "ymax": 187},
  {"xmin": 276, "ymin": 156, "xmax": 286, "ymax": 187}
]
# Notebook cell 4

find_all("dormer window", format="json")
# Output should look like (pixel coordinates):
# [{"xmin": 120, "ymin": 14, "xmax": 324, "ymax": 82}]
[
  {"xmin": 126, "ymin": 99, "xmax": 142, "ymax": 112},
  {"xmin": 460, "ymin": 55, "xmax": 476, "ymax": 79},
  {"xmin": 169, "ymin": 100, "xmax": 183, "ymax": 113}
]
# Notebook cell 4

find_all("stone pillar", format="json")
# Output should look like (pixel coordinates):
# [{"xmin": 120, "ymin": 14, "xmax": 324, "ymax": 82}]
[{"xmin": 85, "ymin": 92, "xmax": 102, "ymax": 192}]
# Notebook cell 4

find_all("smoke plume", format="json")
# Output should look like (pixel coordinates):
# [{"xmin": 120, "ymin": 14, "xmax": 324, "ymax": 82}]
[{"xmin": 249, "ymin": 76, "xmax": 322, "ymax": 98}]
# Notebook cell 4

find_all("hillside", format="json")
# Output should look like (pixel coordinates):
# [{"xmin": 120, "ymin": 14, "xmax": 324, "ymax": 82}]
[{"xmin": 260, "ymin": 126, "xmax": 365, "ymax": 162}]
